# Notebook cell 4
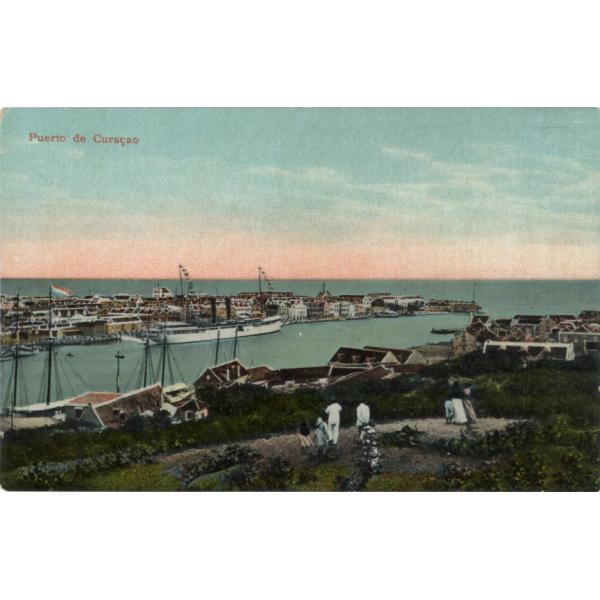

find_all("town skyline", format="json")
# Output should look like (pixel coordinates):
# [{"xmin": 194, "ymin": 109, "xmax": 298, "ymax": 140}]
[{"xmin": 1, "ymin": 108, "xmax": 599, "ymax": 279}]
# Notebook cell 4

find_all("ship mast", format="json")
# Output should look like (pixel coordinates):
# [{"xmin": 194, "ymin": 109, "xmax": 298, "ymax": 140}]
[
  {"xmin": 214, "ymin": 327, "xmax": 221, "ymax": 365},
  {"xmin": 232, "ymin": 321, "xmax": 239, "ymax": 360},
  {"xmin": 11, "ymin": 293, "xmax": 20, "ymax": 429},
  {"xmin": 45, "ymin": 287, "xmax": 53, "ymax": 405},
  {"xmin": 115, "ymin": 349, "xmax": 125, "ymax": 393},
  {"xmin": 143, "ymin": 338, "xmax": 151, "ymax": 387},
  {"xmin": 160, "ymin": 304, "xmax": 167, "ymax": 387}
]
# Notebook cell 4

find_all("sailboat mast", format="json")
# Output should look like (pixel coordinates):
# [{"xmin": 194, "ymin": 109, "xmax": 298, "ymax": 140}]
[
  {"xmin": 115, "ymin": 350, "xmax": 125, "ymax": 393},
  {"xmin": 45, "ymin": 287, "xmax": 53, "ymax": 405},
  {"xmin": 214, "ymin": 327, "xmax": 221, "ymax": 365},
  {"xmin": 143, "ymin": 339, "xmax": 150, "ymax": 387},
  {"xmin": 232, "ymin": 321, "xmax": 238, "ymax": 359},
  {"xmin": 160, "ymin": 305, "xmax": 167, "ymax": 387},
  {"xmin": 11, "ymin": 293, "xmax": 20, "ymax": 429}
]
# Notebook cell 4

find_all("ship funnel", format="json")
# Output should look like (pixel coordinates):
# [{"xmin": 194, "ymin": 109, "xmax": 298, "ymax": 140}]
[{"xmin": 225, "ymin": 297, "xmax": 232, "ymax": 320}]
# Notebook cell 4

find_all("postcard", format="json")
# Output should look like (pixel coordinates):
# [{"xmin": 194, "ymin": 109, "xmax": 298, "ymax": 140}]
[{"xmin": 1, "ymin": 107, "xmax": 598, "ymax": 491}]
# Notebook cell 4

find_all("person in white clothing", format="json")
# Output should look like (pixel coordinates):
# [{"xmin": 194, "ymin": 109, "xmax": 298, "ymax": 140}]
[
  {"xmin": 356, "ymin": 402, "xmax": 370, "ymax": 431},
  {"xmin": 314, "ymin": 417, "xmax": 330, "ymax": 455},
  {"xmin": 325, "ymin": 402, "xmax": 342, "ymax": 446},
  {"xmin": 449, "ymin": 381, "xmax": 468, "ymax": 425}
]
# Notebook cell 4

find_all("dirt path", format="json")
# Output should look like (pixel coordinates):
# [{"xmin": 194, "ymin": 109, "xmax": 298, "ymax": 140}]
[{"xmin": 159, "ymin": 417, "xmax": 516, "ymax": 472}]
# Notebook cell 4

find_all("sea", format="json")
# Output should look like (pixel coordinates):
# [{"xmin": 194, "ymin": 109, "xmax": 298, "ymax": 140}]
[{"xmin": 1, "ymin": 279, "xmax": 598, "ymax": 409}]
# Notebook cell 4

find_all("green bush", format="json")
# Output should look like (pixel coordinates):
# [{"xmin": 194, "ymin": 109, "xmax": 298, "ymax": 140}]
[{"xmin": 2, "ymin": 354, "xmax": 599, "ymax": 491}]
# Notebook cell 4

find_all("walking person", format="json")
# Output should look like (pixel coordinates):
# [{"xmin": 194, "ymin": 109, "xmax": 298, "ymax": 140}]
[
  {"xmin": 449, "ymin": 381, "xmax": 468, "ymax": 425},
  {"xmin": 463, "ymin": 384, "xmax": 479, "ymax": 421},
  {"xmin": 314, "ymin": 417, "xmax": 330, "ymax": 456},
  {"xmin": 325, "ymin": 401, "xmax": 342, "ymax": 446},
  {"xmin": 356, "ymin": 401, "xmax": 370, "ymax": 432}
]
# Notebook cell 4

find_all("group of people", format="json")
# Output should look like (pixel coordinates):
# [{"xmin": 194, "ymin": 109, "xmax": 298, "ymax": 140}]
[
  {"xmin": 297, "ymin": 403, "xmax": 342, "ymax": 455},
  {"xmin": 444, "ymin": 381, "xmax": 478, "ymax": 425},
  {"xmin": 298, "ymin": 400, "xmax": 379, "ymax": 467},
  {"xmin": 305, "ymin": 401, "xmax": 343, "ymax": 455}
]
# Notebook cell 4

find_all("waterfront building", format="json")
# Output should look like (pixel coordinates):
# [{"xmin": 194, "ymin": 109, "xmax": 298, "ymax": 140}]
[
  {"xmin": 153, "ymin": 287, "xmax": 174, "ymax": 300},
  {"xmin": 378, "ymin": 295, "xmax": 426, "ymax": 309},
  {"xmin": 105, "ymin": 315, "xmax": 144, "ymax": 334},
  {"xmin": 510, "ymin": 315, "xmax": 555, "ymax": 337},
  {"xmin": 328, "ymin": 346, "xmax": 410, "ymax": 371},
  {"xmin": 325, "ymin": 300, "xmax": 356, "ymax": 319},
  {"xmin": 482, "ymin": 340, "xmax": 575, "ymax": 361},
  {"xmin": 288, "ymin": 299, "xmax": 308, "ymax": 321},
  {"xmin": 557, "ymin": 324, "xmax": 600, "ymax": 354},
  {"xmin": 195, "ymin": 359, "xmax": 250, "ymax": 391},
  {"xmin": 306, "ymin": 300, "xmax": 325, "ymax": 320},
  {"xmin": 362, "ymin": 346, "xmax": 426, "ymax": 366}
]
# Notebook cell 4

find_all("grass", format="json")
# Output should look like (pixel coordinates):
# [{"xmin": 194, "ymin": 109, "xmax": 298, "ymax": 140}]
[
  {"xmin": 365, "ymin": 472, "xmax": 439, "ymax": 492},
  {"xmin": 79, "ymin": 462, "xmax": 182, "ymax": 492},
  {"xmin": 289, "ymin": 463, "xmax": 352, "ymax": 491},
  {"xmin": 2, "ymin": 356, "xmax": 598, "ymax": 491}
]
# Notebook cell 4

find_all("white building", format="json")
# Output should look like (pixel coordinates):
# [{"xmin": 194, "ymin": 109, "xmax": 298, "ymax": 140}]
[
  {"xmin": 384, "ymin": 295, "xmax": 426, "ymax": 308},
  {"xmin": 152, "ymin": 287, "xmax": 174, "ymax": 300},
  {"xmin": 483, "ymin": 340, "xmax": 575, "ymax": 361},
  {"xmin": 326, "ymin": 301, "xmax": 356, "ymax": 319},
  {"xmin": 288, "ymin": 300, "xmax": 308, "ymax": 321}
]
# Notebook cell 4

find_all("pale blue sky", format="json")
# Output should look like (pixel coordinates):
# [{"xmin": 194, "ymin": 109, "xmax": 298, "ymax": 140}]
[{"xmin": 1, "ymin": 108, "xmax": 598, "ymax": 278}]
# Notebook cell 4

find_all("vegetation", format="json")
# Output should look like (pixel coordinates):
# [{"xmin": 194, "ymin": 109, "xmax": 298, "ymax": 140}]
[{"xmin": 1, "ymin": 352, "xmax": 599, "ymax": 491}]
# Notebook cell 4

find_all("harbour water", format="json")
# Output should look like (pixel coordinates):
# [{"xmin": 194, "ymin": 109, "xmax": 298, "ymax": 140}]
[{"xmin": 1, "ymin": 279, "xmax": 597, "ymax": 408}]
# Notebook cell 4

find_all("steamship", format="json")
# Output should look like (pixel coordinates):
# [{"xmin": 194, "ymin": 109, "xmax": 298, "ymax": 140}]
[{"xmin": 147, "ymin": 315, "xmax": 282, "ymax": 345}]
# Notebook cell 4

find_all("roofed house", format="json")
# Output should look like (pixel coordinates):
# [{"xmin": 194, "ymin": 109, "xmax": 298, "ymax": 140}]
[
  {"xmin": 162, "ymin": 382, "xmax": 209, "ymax": 422},
  {"xmin": 452, "ymin": 323, "xmax": 496, "ymax": 356},
  {"xmin": 327, "ymin": 346, "xmax": 400, "ymax": 370},
  {"xmin": 362, "ymin": 346, "xmax": 426, "ymax": 367},
  {"xmin": 246, "ymin": 365, "xmax": 277, "ymax": 383},
  {"xmin": 195, "ymin": 359, "xmax": 249, "ymax": 390},
  {"xmin": 262, "ymin": 366, "xmax": 335, "ymax": 392},
  {"xmin": 63, "ymin": 392, "xmax": 122, "ymax": 426},
  {"xmin": 510, "ymin": 315, "xmax": 554, "ymax": 337},
  {"xmin": 492, "ymin": 318, "xmax": 512, "ymax": 330},
  {"xmin": 483, "ymin": 340, "xmax": 575, "ymax": 362},
  {"xmin": 469, "ymin": 314, "xmax": 493, "ymax": 327},
  {"xmin": 64, "ymin": 384, "xmax": 164, "ymax": 429},
  {"xmin": 579, "ymin": 310, "xmax": 600, "ymax": 322},
  {"xmin": 329, "ymin": 365, "xmax": 398, "ymax": 388},
  {"xmin": 558, "ymin": 324, "xmax": 600, "ymax": 354},
  {"xmin": 548, "ymin": 314, "xmax": 578, "ymax": 324}
]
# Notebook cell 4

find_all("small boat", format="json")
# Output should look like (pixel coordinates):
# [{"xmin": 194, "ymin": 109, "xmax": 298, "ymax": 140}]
[
  {"xmin": 431, "ymin": 328, "xmax": 460, "ymax": 334},
  {"xmin": 1, "ymin": 344, "xmax": 40, "ymax": 360},
  {"xmin": 373, "ymin": 310, "xmax": 399, "ymax": 318}
]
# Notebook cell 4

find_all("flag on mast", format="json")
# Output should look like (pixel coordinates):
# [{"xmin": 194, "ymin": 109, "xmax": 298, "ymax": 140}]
[{"xmin": 51, "ymin": 283, "xmax": 73, "ymax": 297}]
